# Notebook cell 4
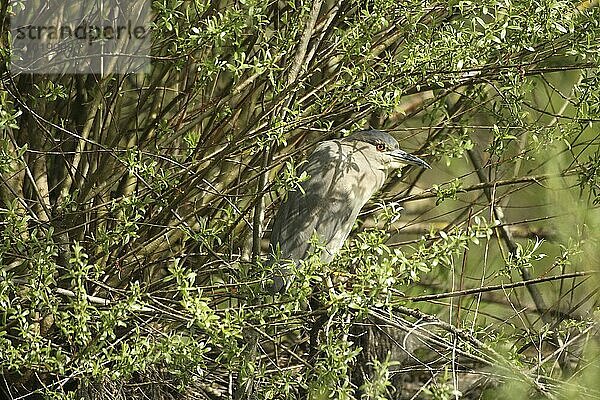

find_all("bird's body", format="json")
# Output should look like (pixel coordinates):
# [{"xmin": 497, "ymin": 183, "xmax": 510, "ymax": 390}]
[
  {"xmin": 268, "ymin": 130, "xmax": 429, "ymax": 293},
  {"xmin": 271, "ymin": 140, "xmax": 386, "ymax": 263}
]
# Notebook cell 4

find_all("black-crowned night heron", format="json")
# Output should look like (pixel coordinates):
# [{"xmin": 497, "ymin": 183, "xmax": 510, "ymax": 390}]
[{"xmin": 268, "ymin": 129, "xmax": 430, "ymax": 293}]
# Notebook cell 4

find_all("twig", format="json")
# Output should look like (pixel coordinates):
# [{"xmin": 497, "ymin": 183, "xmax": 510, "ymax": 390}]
[
  {"xmin": 362, "ymin": 219, "xmax": 558, "ymax": 241},
  {"xmin": 380, "ymin": 306, "xmax": 558, "ymax": 399},
  {"xmin": 408, "ymin": 271, "xmax": 593, "ymax": 302}
]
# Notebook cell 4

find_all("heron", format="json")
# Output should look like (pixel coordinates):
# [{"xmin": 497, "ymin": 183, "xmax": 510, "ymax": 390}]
[{"xmin": 268, "ymin": 129, "xmax": 430, "ymax": 293}]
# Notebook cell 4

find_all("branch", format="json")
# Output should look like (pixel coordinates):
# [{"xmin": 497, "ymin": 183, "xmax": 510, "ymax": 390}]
[
  {"xmin": 287, "ymin": 0, "xmax": 324, "ymax": 85},
  {"xmin": 408, "ymin": 271, "xmax": 593, "ymax": 302},
  {"xmin": 361, "ymin": 220, "xmax": 559, "ymax": 241}
]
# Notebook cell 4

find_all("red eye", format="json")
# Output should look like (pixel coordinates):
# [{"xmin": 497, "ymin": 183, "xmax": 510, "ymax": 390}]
[{"xmin": 376, "ymin": 143, "xmax": 386, "ymax": 152}]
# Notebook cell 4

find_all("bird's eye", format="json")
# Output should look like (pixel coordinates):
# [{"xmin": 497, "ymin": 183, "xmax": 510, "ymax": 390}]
[{"xmin": 375, "ymin": 143, "xmax": 386, "ymax": 152}]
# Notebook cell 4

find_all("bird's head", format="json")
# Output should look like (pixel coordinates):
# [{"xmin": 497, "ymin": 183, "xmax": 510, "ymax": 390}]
[{"xmin": 342, "ymin": 129, "xmax": 431, "ymax": 171}]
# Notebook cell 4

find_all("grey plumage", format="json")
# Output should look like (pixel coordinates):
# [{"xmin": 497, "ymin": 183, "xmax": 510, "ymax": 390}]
[{"xmin": 268, "ymin": 129, "xmax": 430, "ymax": 293}]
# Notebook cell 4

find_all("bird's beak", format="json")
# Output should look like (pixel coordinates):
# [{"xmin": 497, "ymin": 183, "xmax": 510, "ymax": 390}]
[{"xmin": 388, "ymin": 149, "xmax": 431, "ymax": 169}]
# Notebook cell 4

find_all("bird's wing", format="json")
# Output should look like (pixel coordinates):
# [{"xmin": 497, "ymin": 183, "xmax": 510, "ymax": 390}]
[{"xmin": 269, "ymin": 141, "xmax": 355, "ymax": 262}]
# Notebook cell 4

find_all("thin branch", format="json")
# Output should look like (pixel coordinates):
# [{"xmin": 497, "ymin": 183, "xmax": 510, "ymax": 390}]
[{"xmin": 408, "ymin": 271, "xmax": 593, "ymax": 302}]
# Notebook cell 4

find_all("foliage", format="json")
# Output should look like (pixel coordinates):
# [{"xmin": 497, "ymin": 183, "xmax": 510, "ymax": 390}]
[{"xmin": 1, "ymin": 0, "xmax": 600, "ymax": 399}]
